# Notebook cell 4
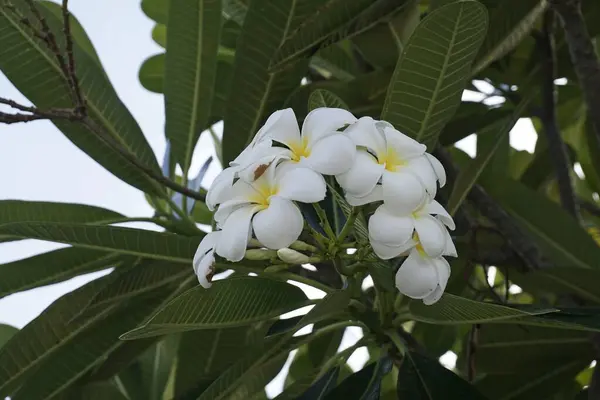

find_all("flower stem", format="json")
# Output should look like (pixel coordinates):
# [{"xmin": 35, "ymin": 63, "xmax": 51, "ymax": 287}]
[
  {"xmin": 337, "ymin": 206, "xmax": 358, "ymax": 244},
  {"xmin": 313, "ymin": 203, "xmax": 336, "ymax": 239}
]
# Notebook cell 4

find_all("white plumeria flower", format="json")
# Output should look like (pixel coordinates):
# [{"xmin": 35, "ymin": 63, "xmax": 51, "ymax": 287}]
[
  {"xmin": 368, "ymin": 198, "xmax": 456, "ymax": 260},
  {"xmin": 253, "ymin": 108, "xmax": 358, "ymax": 176},
  {"xmin": 395, "ymin": 245, "xmax": 451, "ymax": 305},
  {"xmin": 213, "ymin": 162, "xmax": 326, "ymax": 262},
  {"xmin": 336, "ymin": 117, "xmax": 446, "ymax": 213},
  {"xmin": 193, "ymin": 231, "xmax": 221, "ymax": 288}
]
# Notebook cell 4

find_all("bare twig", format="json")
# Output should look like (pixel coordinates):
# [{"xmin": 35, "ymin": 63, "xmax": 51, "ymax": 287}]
[
  {"xmin": 537, "ymin": 11, "xmax": 580, "ymax": 220},
  {"xmin": 1, "ymin": 1, "xmax": 207, "ymax": 203},
  {"xmin": 549, "ymin": 0, "xmax": 600, "ymax": 143}
]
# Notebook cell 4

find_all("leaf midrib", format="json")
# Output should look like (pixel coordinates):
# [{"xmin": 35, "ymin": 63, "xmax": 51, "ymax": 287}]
[
  {"xmin": 415, "ymin": 4, "xmax": 463, "ymax": 142},
  {"xmin": 478, "ymin": 337, "xmax": 588, "ymax": 348},
  {"xmin": 183, "ymin": 0, "xmax": 206, "ymax": 175},
  {"xmin": 2, "ymin": 8, "xmax": 148, "ymax": 168}
]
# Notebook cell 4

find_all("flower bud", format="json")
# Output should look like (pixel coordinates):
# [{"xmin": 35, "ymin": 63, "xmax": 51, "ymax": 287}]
[
  {"xmin": 277, "ymin": 248, "xmax": 311, "ymax": 264},
  {"xmin": 244, "ymin": 249, "xmax": 276, "ymax": 260}
]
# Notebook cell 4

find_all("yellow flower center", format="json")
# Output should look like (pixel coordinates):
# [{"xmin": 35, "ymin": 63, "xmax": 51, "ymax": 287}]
[
  {"xmin": 412, "ymin": 232, "xmax": 426, "ymax": 256},
  {"xmin": 288, "ymin": 136, "xmax": 311, "ymax": 162},
  {"xmin": 378, "ymin": 147, "xmax": 406, "ymax": 172},
  {"xmin": 249, "ymin": 180, "xmax": 279, "ymax": 210}
]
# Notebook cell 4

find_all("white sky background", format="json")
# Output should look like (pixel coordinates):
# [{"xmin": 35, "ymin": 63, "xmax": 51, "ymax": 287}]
[{"xmin": 0, "ymin": 0, "xmax": 538, "ymax": 396}]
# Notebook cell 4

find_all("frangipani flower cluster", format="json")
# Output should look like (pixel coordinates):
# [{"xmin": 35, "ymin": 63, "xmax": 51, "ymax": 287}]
[{"xmin": 193, "ymin": 107, "xmax": 456, "ymax": 305}]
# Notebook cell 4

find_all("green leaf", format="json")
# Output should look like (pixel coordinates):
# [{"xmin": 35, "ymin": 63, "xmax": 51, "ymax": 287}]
[
  {"xmin": 447, "ymin": 93, "xmax": 533, "ymax": 215},
  {"xmin": 270, "ymin": 0, "xmax": 413, "ymax": 70},
  {"xmin": 295, "ymin": 367, "xmax": 340, "ymax": 400},
  {"xmin": 473, "ymin": 325, "xmax": 592, "ymax": 375},
  {"xmin": 396, "ymin": 351, "xmax": 487, "ymax": 399},
  {"xmin": 84, "ymin": 260, "xmax": 191, "ymax": 311},
  {"xmin": 0, "ymin": 222, "xmax": 201, "ymax": 263},
  {"xmin": 221, "ymin": 0, "xmax": 309, "ymax": 164},
  {"xmin": 0, "ymin": 324, "xmax": 18, "ymax": 350},
  {"xmin": 69, "ymin": 382, "xmax": 129, "ymax": 400},
  {"xmin": 0, "ymin": 3, "xmax": 163, "ymax": 195},
  {"xmin": 142, "ymin": 0, "xmax": 168, "ymax": 24},
  {"xmin": 152, "ymin": 24, "xmax": 167, "ymax": 48},
  {"xmin": 308, "ymin": 89, "xmax": 349, "ymax": 111},
  {"xmin": 510, "ymin": 267, "xmax": 600, "ymax": 304},
  {"xmin": 475, "ymin": 359, "xmax": 590, "ymax": 400},
  {"xmin": 11, "ymin": 292, "xmax": 173, "ymax": 400},
  {"xmin": 138, "ymin": 336, "xmax": 179, "ymax": 400},
  {"xmin": 409, "ymin": 293, "xmax": 554, "ymax": 325},
  {"xmin": 0, "ymin": 200, "xmax": 123, "ymax": 225},
  {"xmin": 139, "ymin": 53, "xmax": 165, "ymax": 94},
  {"xmin": 164, "ymin": 0, "xmax": 222, "ymax": 174},
  {"xmin": 223, "ymin": 0, "xmax": 248, "ymax": 25},
  {"xmin": 482, "ymin": 177, "xmax": 600, "ymax": 270},
  {"xmin": 381, "ymin": 1, "xmax": 488, "ymax": 149},
  {"xmin": 0, "ymin": 248, "xmax": 121, "ymax": 299},
  {"xmin": 174, "ymin": 326, "xmax": 267, "ymax": 398},
  {"xmin": 121, "ymin": 277, "xmax": 308, "ymax": 339},
  {"xmin": 325, "ymin": 357, "xmax": 392, "ymax": 400},
  {"xmin": 438, "ymin": 102, "xmax": 513, "ymax": 146},
  {"xmin": 310, "ymin": 43, "xmax": 358, "ymax": 81},
  {"xmin": 472, "ymin": 0, "xmax": 547, "ymax": 76}
]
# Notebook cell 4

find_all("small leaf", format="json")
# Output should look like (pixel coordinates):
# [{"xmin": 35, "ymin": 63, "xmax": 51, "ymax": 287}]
[
  {"xmin": 296, "ymin": 367, "xmax": 340, "ymax": 400},
  {"xmin": 139, "ymin": 54, "xmax": 165, "ymax": 94},
  {"xmin": 381, "ymin": 1, "xmax": 488, "ymax": 149},
  {"xmin": 0, "ymin": 324, "xmax": 18, "ymax": 350},
  {"xmin": 121, "ymin": 277, "xmax": 308, "ymax": 339},
  {"xmin": 447, "ymin": 92, "xmax": 533, "ymax": 215},
  {"xmin": 308, "ymin": 89, "xmax": 349, "ymax": 111},
  {"xmin": 164, "ymin": 0, "xmax": 222, "ymax": 174},
  {"xmin": 397, "ymin": 350, "xmax": 488, "ymax": 399},
  {"xmin": 409, "ymin": 293, "xmax": 555, "ymax": 324},
  {"xmin": 142, "ymin": 0, "xmax": 169, "ymax": 24},
  {"xmin": 0, "ymin": 248, "xmax": 121, "ymax": 299},
  {"xmin": 0, "ymin": 222, "xmax": 201, "ymax": 263},
  {"xmin": 152, "ymin": 24, "xmax": 167, "ymax": 48}
]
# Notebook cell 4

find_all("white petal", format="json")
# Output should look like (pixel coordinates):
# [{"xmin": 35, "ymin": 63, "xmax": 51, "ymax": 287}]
[
  {"xmin": 346, "ymin": 184, "xmax": 383, "ymax": 206},
  {"xmin": 368, "ymin": 205, "xmax": 414, "ymax": 246},
  {"xmin": 193, "ymin": 231, "xmax": 221, "ymax": 268},
  {"xmin": 422, "ymin": 258, "xmax": 451, "ymax": 305},
  {"xmin": 426, "ymin": 153, "xmax": 446, "ymax": 188},
  {"xmin": 258, "ymin": 108, "xmax": 302, "ymax": 150},
  {"xmin": 214, "ymin": 199, "xmax": 249, "ymax": 228},
  {"xmin": 335, "ymin": 150, "xmax": 384, "ymax": 197},
  {"xmin": 395, "ymin": 249, "xmax": 439, "ymax": 299},
  {"xmin": 276, "ymin": 167, "xmax": 326, "ymax": 203},
  {"xmin": 414, "ymin": 215, "xmax": 446, "ymax": 258},
  {"xmin": 195, "ymin": 249, "xmax": 216, "ymax": 288},
  {"xmin": 215, "ymin": 205, "xmax": 258, "ymax": 262},
  {"xmin": 253, "ymin": 197, "xmax": 303, "ymax": 249},
  {"xmin": 382, "ymin": 170, "xmax": 426, "ymax": 214},
  {"xmin": 382, "ymin": 126, "xmax": 426, "ymax": 159},
  {"xmin": 344, "ymin": 117, "xmax": 386, "ymax": 157},
  {"xmin": 206, "ymin": 167, "xmax": 237, "ymax": 210},
  {"xmin": 406, "ymin": 155, "xmax": 438, "ymax": 197},
  {"xmin": 422, "ymin": 200, "xmax": 455, "ymax": 230},
  {"xmin": 370, "ymin": 237, "xmax": 415, "ymax": 260},
  {"xmin": 229, "ymin": 177, "xmax": 262, "ymax": 202},
  {"xmin": 302, "ymin": 107, "xmax": 357, "ymax": 144},
  {"xmin": 236, "ymin": 147, "xmax": 291, "ymax": 182},
  {"xmin": 305, "ymin": 133, "xmax": 356, "ymax": 175},
  {"xmin": 442, "ymin": 228, "xmax": 457, "ymax": 257}
]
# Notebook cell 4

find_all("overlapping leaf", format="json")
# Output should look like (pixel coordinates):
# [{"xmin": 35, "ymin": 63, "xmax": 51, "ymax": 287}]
[
  {"xmin": 0, "ymin": 248, "xmax": 121, "ymax": 299},
  {"xmin": 164, "ymin": 0, "xmax": 222, "ymax": 174},
  {"xmin": 0, "ymin": 3, "xmax": 163, "ymax": 195},
  {"xmin": 121, "ymin": 277, "xmax": 309, "ymax": 339},
  {"xmin": 381, "ymin": 1, "xmax": 488, "ymax": 149},
  {"xmin": 222, "ymin": 0, "xmax": 310, "ymax": 163}
]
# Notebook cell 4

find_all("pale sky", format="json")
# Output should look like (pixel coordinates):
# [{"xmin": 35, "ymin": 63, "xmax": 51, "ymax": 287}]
[{"xmin": 0, "ymin": 0, "xmax": 538, "ymax": 395}]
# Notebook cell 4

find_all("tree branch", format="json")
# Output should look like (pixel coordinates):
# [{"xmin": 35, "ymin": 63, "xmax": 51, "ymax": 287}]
[
  {"xmin": 549, "ymin": 0, "xmax": 600, "ymax": 142},
  {"xmin": 435, "ymin": 148, "xmax": 551, "ymax": 270},
  {"xmin": 537, "ymin": 11, "xmax": 580, "ymax": 220}
]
